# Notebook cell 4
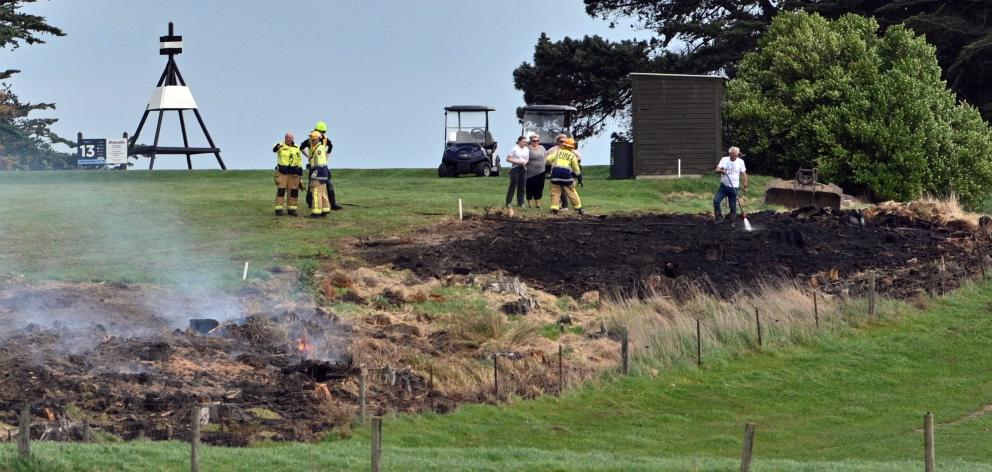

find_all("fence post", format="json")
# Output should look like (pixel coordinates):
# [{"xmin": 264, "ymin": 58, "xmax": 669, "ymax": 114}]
[
  {"xmin": 868, "ymin": 271, "xmax": 877, "ymax": 316},
  {"xmin": 620, "ymin": 327, "xmax": 630, "ymax": 375},
  {"xmin": 190, "ymin": 405, "xmax": 201, "ymax": 472},
  {"xmin": 754, "ymin": 308, "xmax": 763, "ymax": 347},
  {"xmin": 359, "ymin": 366, "xmax": 367, "ymax": 424},
  {"xmin": 493, "ymin": 354, "xmax": 499, "ymax": 401},
  {"xmin": 813, "ymin": 290, "xmax": 819, "ymax": 329},
  {"xmin": 924, "ymin": 411, "xmax": 935, "ymax": 472},
  {"xmin": 696, "ymin": 319, "xmax": 703, "ymax": 368},
  {"xmin": 558, "ymin": 344, "xmax": 564, "ymax": 395},
  {"xmin": 740, "ymin": 422, "xmax": 755, "ymax": 472},
  {"xmin": 18, "ymin": 403, "xmax": 30, "ymax": 459},
  {"xmin": 371, "ymin": 417, "xmax": 383, "ymax": 472}
]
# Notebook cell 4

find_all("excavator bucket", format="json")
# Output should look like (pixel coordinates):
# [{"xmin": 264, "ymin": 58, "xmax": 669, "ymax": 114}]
[{"xmin": 763, "ymin": 169, "xmax": 844, "ymax": 210}]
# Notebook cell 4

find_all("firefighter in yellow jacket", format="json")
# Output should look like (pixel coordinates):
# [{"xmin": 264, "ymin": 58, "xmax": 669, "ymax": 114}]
[
  {"xmin": 305, "ymin": 131, "xmax": 331, "ymax": 218},
  {"xmin": 546, "ymin": 138, "xmax": 583, "ymax": 215},
  {"xmin": 272, "ymin": 132, "xmax": 303, "ymax": 216}
]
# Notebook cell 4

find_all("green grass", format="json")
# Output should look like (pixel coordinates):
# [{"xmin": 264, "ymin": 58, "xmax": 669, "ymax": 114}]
[
  {"xmin": 0, "ymin": 167, "xmax": 773, "ymax": 285},
  {"xmin": 4, "ymin": 168, "xmax": 988, "ymax": 470},
  {"xmin": 3, "ymin": 282, "xmax": 991, "ymax": 470}
]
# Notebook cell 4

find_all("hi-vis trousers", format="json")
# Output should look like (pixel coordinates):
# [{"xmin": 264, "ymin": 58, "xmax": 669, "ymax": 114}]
[
  {"xmin": 550, "ymin": 182, "xmax": 581, "ymax": 211},
  {"xmin": 275, "ymin": 173, "xmax": 301, "ymax": 211}
]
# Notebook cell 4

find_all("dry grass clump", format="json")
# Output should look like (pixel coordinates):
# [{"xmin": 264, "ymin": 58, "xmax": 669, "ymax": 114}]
[
  {"xmin": 448, "ymin": 308, "xmax": 541, "ymax": 354},
  {"xmin": 602, "ymin": 282, "xmax": 844, "ymax": 370},
  {"xmin": 866, "ymin": 194, "xmax": 982, "ymax": 228}
]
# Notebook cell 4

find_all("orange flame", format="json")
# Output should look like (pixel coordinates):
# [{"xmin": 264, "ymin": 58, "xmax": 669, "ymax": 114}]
[{"xmin": 296, "ymin": 330, "xmax": 314, "ymax": 359}]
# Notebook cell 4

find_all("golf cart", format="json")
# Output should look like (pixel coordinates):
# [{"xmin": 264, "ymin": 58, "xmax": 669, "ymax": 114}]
[
  {"xmin": 518, "ymin": 105, "xmax": 578, "ymax": 149},
  {"xmin": 439, "ymin": 105, "xmax": 500, "ymax": 177}
]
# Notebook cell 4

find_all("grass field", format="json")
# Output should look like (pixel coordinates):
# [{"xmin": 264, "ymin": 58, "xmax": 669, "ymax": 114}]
[
  {"xmin": 0, "ymin": 167, "xmax": 773, "ymax": 284},
  {"xmin": 1, "ymin": 168, "xmax": 990, "ymax": 471}
]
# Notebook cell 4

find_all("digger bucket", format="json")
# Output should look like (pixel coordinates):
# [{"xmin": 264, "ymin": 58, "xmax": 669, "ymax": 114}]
[{"xmin": 763, "ymin": 178, "xmax": 843, "ymax": 210}]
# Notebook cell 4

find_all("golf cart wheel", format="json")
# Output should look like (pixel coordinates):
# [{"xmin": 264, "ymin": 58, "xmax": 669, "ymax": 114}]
[
  {"xmin": 474, "ymin": 162, "xmax": 491, "ymax": 177},
  {"xmin": 438, "ymin": 163, "xmax": 452, "ymax": 178}
]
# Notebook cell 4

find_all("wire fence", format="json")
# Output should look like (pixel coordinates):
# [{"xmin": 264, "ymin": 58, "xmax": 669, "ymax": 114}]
[{"xmin": 2, "ymin": 262, "xmax": 986, "ymax": 470}]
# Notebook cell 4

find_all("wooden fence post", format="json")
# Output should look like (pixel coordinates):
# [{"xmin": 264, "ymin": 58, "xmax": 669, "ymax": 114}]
[
  {"xmin": 190, "ymin": 405, "xmax": 201, "ymax": 472},
  {"xmin": 754, "ymin": 308, "xmax": 763, "ymax": 347},
  {"xmin": 359, "ymin": 366, "xmax": 367, "ymax": 424},
  {"xmin": 18, "ymin": 403, "xmax": 30, "ymax": 459},
  {"xmin": 813, "ymin": 290, "xmax": 819, "ymax": 329},
  {"xmin": 924, "ymin": 411, "xmax": 935, "ymax": 472},
  {"xmin": 939, "ymin": 257, "xmax": 947, "ymax": 295},
  {"xmin": 696, "ymin": 319, "xmax": 702, "ymax": 368},
  {"xmin": 620, "ymin": 328, "xmax": 630, "ymax": 375},
  {"xmin": 493, "ymin": 354, "xmax": 499, "ymax": 400},
  {"xmin": 868, "ymin": 271, "xmax": 877, "ymax": 316},
  {"xmin": 558, "ymin": 344, "xmax": 564, "ymax": 395},
  {"xmin": 371, "ymin": 417, "xmax": 383, "ymax": 472},
  {"xmin": 740, "ymin": 422, "xmax": 755, "ymax": 472}
]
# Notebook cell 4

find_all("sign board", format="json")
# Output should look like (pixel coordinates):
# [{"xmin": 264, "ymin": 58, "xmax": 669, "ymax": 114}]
[
  {"xmin": 106, "ymin": 139, "xmax": 128, "ymax": 165},
  {"xmin": 77, "ymin": 138, "xmax": 129, "ymax": 166},
  {"xmin": 77, "ymin": 138, "xmax": 106, "ymax": 164}
]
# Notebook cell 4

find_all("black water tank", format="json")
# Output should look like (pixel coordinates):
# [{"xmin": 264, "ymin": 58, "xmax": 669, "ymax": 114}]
[{"xmin": 610, "ymin": 142, "xmax": 634, "ymax": 179}]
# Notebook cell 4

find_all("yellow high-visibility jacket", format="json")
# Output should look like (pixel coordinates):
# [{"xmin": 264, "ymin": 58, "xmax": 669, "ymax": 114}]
[
  {"xmin": 546, "ymin": 148, "xmax": 581, "ymax": 184},
  {"xmin": 274, "ymin": 142, "xmax": 303, "ymax": 168},
  {"xmin": 307, "ymin": 140, "xmax": 328, "ymax": 168}
]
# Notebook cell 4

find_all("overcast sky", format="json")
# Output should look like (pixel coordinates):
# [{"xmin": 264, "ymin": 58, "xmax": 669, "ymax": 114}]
[{"xmin": 4, "ymin": 0, "xmax": 646, "ymax": 169}]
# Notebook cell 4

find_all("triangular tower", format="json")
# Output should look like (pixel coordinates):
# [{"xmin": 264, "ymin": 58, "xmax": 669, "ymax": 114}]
[{"xmin": 129, "ymin": 22, "xmax": 225, "ymax": 170}]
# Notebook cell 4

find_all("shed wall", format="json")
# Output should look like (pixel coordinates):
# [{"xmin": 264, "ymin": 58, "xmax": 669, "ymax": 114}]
[{"xmin": 631, "ymin": 75, "xmax": 725, "ymax": 176}]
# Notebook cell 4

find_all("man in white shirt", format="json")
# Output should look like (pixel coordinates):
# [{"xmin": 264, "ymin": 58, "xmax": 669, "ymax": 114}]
[{"xmin": 713, "ymin": 146, "xmax": 748, "ymax": 221}]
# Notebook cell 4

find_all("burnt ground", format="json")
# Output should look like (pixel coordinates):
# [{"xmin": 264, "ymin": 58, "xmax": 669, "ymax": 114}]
[
  {"xmin": 2, "ymin": 205, "xmax": 988, "ymax": 447},
  {"xmin": 0, "ymin": 280, "xmax": 450, "ymax": 446},
  {"xmin": 364, "ymin": 207, "xmax": 992, "ymax": 300}
]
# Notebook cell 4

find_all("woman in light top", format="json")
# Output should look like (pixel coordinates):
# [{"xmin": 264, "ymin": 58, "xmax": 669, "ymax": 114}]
[
  {"xmin": 504, "ymin": 136, "xmax": 530, "ymax": 208},
  {"xmin": 524, "ymin": 133, "xmax": 547, "ymax": 208}
]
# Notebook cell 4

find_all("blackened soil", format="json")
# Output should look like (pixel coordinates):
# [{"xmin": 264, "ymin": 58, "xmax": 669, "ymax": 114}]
[{"xmin": 364, "ymin": 209, "xmax": 991, "ymax": 299}]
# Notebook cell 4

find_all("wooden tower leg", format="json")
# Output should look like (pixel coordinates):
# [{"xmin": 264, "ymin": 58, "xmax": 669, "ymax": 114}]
[
  {"xmin": 178, "ymin": 110, "xmax": 193, "ymax": 170},
  {"xmin": 130, "ymin": 109, "xmax": 152, "ymax": 153},
  {"xmin": 192, "ymin": 109, "xmax": 226, "ymax": 170},
  {"xmin": 149, "ymin": 110, "xmax": 165, "ymax": 170}
]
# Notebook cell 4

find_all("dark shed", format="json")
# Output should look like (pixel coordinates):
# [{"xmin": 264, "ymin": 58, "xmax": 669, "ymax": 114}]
[{"xmin": 630, "ymin": 73, "xmax": 726, "ymax": 177}]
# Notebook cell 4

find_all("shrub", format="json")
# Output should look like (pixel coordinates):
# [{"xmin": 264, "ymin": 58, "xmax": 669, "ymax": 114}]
[{"xmin": 726, "ymin": 11, "xmax": 992, "ymax": 205}]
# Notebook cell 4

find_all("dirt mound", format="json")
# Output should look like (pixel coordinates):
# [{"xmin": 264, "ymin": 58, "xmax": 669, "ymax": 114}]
[{"xmin": 363, "ymin": 207, "xmax": 992, "ymax": 299}]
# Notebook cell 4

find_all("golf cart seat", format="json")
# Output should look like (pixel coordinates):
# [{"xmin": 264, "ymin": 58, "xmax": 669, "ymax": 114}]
[{"xmin": 454, "ymin": 131, "xmax": 475, "ymax": 143}]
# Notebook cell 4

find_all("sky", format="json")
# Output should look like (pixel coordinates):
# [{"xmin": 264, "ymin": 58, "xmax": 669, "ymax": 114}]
[{"xmin": 3, "ymin": 0, "xmax": 647, "ymax": 170}]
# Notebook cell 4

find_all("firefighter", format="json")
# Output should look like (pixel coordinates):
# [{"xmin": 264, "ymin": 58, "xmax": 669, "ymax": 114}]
[
  {"xmin": 546, "ymin": 137, "xmax": 583, "ymax": 215},
  {"xmin": 305, "ymin": 130, "xmax": 330, "ymax": 217},
  {"xmin": 304, "ymin": 121, "xmax": 344, "ymax": 211},
  {"xmin": 272, "ymin": 132, "xmax": 303, "ymax": 216}
]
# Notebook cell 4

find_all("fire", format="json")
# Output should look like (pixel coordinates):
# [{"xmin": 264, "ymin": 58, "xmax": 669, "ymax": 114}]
[{"xmin": 296, "ymin": 330, "xmax": 314, "ymax": 359}]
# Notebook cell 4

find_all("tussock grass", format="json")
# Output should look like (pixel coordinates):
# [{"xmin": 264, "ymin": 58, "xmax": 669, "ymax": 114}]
[
  {"xmin": 448, "ymin": 308, "xmax": 541, "ymax": 354},
  {"xmin": 602, "ymin": 281, "xmax": 907, "ymax": 371}
]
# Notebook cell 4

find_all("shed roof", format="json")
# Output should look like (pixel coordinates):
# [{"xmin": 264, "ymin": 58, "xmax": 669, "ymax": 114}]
[{"xmin": 630, "ymin": 73, "xmax": 727, "ymax": 80}]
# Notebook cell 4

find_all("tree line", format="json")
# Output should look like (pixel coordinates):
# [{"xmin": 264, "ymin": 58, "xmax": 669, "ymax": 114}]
[
  {"xmin": 0, "ymin": 0, "xmax": 73, "ymax": 170},
  {"xmin": 515, "ymin": 1, "xmax": 992, "ymax": 205}
]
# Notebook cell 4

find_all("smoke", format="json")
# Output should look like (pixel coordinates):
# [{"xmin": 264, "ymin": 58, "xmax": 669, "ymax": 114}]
[
  {"xmin": 0, "ymin": 174, "xmax": 246, "ymax": 350},
  {"xmin": 0, "ymin": 173, "xmax": 352, "ymax": 364}
]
